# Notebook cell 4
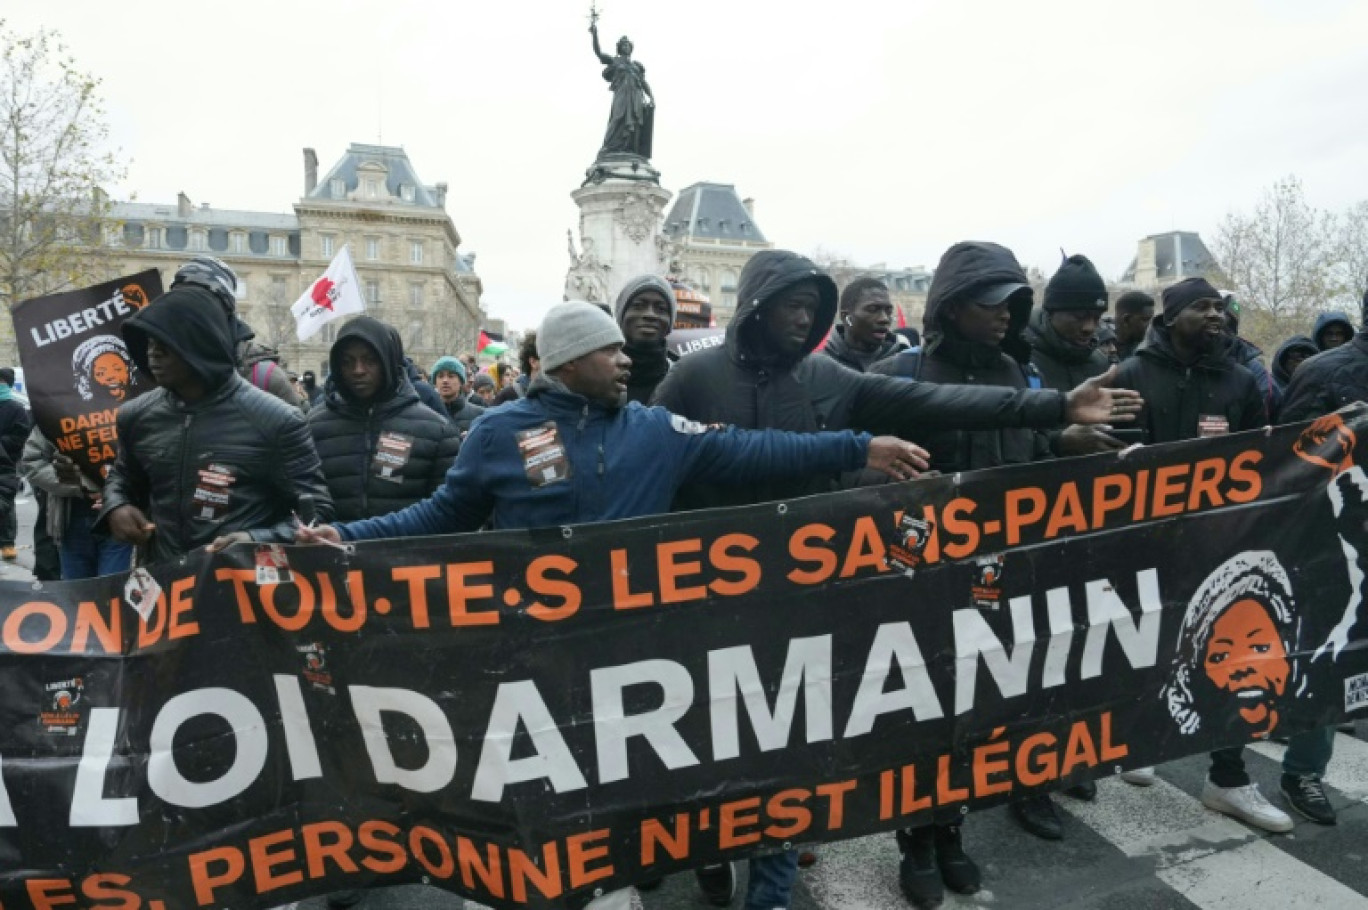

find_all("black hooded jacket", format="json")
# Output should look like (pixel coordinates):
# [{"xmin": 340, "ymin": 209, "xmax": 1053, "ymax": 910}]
[
  {"xmin": 652, "ymin": 249, "xmax": 1067, "ymax": 510},
  {"xmin": 1024, "ymin": 307, "xmax": 1111, "ymax": 392},
  {"xmin": 1279, "ymin": 331, "xmax": 1368, "ymax": 423},
  {"xmin": 823, "ymin": 325, "xmax": 907, "ymax": 372},
  {"xmin": 1271, "ymin": 335, "xmax": 1319, "ymax": 395},
  {"xmin": 102, "ymin": 287, "xmax": 333, "ymax": 564},
  {"xmin": 873, "ymin": 249, "xmax": 1050, "ymax": 472},
  {"xmin": 310, "ymin": 318, "xmax": 461, "ymax": 523},
  {"xmin": 1314, "ymin": 311, "xmax": 1356, "ymax": 351},
  {"xmin": 1113, "ymin": 316, "xmax": 1265, "ymax": 444}
]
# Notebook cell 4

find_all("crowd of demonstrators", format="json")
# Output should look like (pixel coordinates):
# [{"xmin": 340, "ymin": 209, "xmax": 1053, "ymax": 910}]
[{"xmin": 8, "ymin": 244, "xmax": 1368, "ymax": 909}]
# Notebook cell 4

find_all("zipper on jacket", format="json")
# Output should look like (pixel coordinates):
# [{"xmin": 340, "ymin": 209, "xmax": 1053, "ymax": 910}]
[
  {"xmin": 178, "ymin": 413, "xmax": 193, "ymax": 550},
  {"xmin": 578, "ymin": 404, "xmax": 589, "ymax": 432},
  {"xmin": 361, "ymin": 405, "xmax": 374, "ymax": 515}
]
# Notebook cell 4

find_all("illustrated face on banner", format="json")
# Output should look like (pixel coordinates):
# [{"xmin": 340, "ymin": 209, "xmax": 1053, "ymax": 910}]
[
  {"xmin": 1162, "ymin": 550, "xmax": 1300, "ymax": 739},
  {"xmin": 72, "ymin": 336, "xmax": 138, "ymax": 403},
  {"xmin": 1202, "ymin": 597, "xmax": 1290, "ymax": 735}
]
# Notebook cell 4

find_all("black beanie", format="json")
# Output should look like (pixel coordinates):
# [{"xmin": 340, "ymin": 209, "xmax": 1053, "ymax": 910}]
[
  {"xmin": 1043, "ymin": 255, "xmax": 1108, "ymax": 312},
  {"xmin": 1162, "ymin": 277, "xmax": 1222, "ymax": 324}
]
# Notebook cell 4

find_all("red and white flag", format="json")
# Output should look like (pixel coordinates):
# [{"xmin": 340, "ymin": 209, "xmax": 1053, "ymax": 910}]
[{"xmin": 292, "ymin": 245, "xmax": 365, "ymax": 341}]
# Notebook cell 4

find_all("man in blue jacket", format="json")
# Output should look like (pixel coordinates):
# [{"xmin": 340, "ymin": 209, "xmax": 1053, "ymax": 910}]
[{"xmin": 298, "ymin": 301, "xmax": 928, "ymax": 909}]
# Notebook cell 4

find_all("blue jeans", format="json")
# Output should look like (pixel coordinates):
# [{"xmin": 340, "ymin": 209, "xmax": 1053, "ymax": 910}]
[
  {"xmin": 746, "ymin": 849, "xmax": 799, "ymax": 910},
  {"xmin": 1283, "ymin": 727, "xmax": 1335, "ymax": 778},
  {"xmin": 60, "ymin": 500, "xmax": 133, "ymax": 580}
]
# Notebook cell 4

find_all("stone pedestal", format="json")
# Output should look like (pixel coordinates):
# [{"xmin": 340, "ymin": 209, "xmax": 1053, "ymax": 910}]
[{"xmin": 564, "ymin": 169, "xmax": 672, "ymax": 307}]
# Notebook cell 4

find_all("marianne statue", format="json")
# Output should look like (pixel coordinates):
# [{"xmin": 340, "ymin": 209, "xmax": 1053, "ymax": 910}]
[{"xmin": 589, "ymin": 12, "xmax": 654, "ymax": 160}]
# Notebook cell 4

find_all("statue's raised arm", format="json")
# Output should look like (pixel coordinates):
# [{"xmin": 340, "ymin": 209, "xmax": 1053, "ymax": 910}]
[{"xmin": 589, "ymin": 21, "xmax": 612, "ymax": 65}]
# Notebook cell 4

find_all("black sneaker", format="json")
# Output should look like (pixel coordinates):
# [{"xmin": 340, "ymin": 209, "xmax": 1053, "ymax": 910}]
[
  {"xmin": 934, "ymin": 824, "xmax": 981, "ymax": 895},
  {"xmin": 896, "ymin": 827, "xmax": 943, "ymax": 909},
  {"xmin": 1009, "ymin": 794, "xmax": 1063, "ymax": 840},
  {"xmin": 695, "ymin": 861, "xmax": 737, "ymax": 907},
  {"xmin": 1281, "ymin": 773, "xmax": 1337, "ymax": 825},
  {"xmin": 1064, "ymin": 780, "xmax": 1097, "ymax": 801}
]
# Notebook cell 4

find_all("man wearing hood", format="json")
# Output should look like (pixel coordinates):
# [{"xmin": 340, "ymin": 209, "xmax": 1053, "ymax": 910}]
[
  {"xmin": 825, "ymin": 277, "xmax": 908, "ymax": 372},
  {"xmin": 656, "ymin": 249, "xmax": 1137, "ymax": 514},
  {"xmin": 1114, "ymin": 277, "xmax": 1291, "ymax": 834},
  {"xmin": 1024, "ymin": 254, "xmax": 1128, "ymax": 457},
  {"xmin": 1314, "ymin": 310, "xmax": 1355, "ymax": 351},
  {"xmin": 615, "ymin": 274, "xmax": 676, "ymax": 403},
  {"xmin": 1223, "ymin": 295, "xmax": 1277, "ymax": 420},
  {"xmin": 99, "ymin": 286, "xmax": 333, "ymax": 564},
  {"xmin": 307, "ymin": 318, "xmax": 460, "ymax": 524},
  {"xmin": 654, "ymin": 248, "xmax": 1141, "ymax": 910},
  {"xmin": 294, "ymin": 302, "xmax": 931, "ymax": 910},
  {"xmin": 432, "ymin": 356, "xmax": 486, "ymax": 435},
  {"xmin": 170, "ymin": 256, "xmax": 302, "ymax": 409},
  {"xmin": 1272, "ymin": 335, "xmax": 1318, "ymax": 397}
]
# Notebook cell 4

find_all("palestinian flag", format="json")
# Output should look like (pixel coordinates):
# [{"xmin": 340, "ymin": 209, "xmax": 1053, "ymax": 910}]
[{"xmin": 478, "ymin": 330, "xmax": 507, "ymax": 357}]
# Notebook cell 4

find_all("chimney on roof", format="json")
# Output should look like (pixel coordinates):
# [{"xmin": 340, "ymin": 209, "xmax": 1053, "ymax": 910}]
[
  {"xmin": 177, "ymin": 192, "xmax": 192, "ymax": 218},
  {"xmin": 304, "ymin": 148, "xmax": 319, "ymax": 194},
  {"xmin": 435, "ymin": 182, "xmax": 448, "ymax": 208},
  {"xmin": 742, "ymin": 197, "xmax": 755, "ymax": 218}
]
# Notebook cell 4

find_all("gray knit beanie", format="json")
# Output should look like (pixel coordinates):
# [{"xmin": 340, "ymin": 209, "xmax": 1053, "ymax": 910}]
[
  {"xmin": 613, "ymin": 274, "xmax": 678, "ymax": 327},
  {"xmin": 538, "ymin": 302, "xmax": 626, "ymax": 372}
]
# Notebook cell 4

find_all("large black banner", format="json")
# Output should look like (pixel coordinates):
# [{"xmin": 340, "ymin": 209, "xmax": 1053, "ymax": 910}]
[
  {"xmin": 2, "ymin": 408, "xmax": 1367, "ymax": 908},
  {"xmin": 11, "ymin": 271, "xmax": 161, "ymax": 482}
]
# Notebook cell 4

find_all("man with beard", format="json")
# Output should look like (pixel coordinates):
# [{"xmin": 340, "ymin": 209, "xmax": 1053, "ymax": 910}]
[
  {"xmin": 1025, "ymin": 254, "xmax": 1127, "ymax": 458},
  {"xmin": 294, "ymin": 301, "xmax": 932, "ymax": 910},
  {"xmin": 654, "ymin": 248, "xmax": 1142, "ymax": 910},
  {"xmin": 100, "ymin": 285, "xmax": 332, "ymax": 563},
  {"xmin": 1113, "ymin": 290, "xmax": 1154, "ymax": 361},
  {"xmin": 1114, "ymin": 277, "xmax": 1289, "ymax": 832},
  {"xmin": 825, "ymin": 277, "xmax": 908, "ymax": 372},
  {"xmin": 615, "ymin": 274, "xmax": 676, "ymax": 403}
]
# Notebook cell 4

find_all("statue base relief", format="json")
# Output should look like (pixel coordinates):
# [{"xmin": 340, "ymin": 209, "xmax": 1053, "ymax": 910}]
[{"xmin": 564, "ymin": 169, "xmax": 672, "ymax": 308}]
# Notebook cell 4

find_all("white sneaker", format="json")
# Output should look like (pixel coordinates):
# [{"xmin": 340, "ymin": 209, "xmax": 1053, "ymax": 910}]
[
  {"xmin": 1201, "ymin": 781, "xmax": 1294, "ymax": 833},
  {"xmin": 1120, "ymin": 766, "xmax": 1157, "ymax": 786}
]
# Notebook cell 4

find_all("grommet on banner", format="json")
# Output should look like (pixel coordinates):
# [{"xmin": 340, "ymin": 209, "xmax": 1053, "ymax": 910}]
[
  {"xmin": 593, "ymin": 887, "xmax": 604, "ymax": 898},
  {"xmin": 782, "ymin": 840, "xmax": 793, "ymax": 850},
  {"xmin": 777, "ymin": 503, "xmax": 788, "ymax": 514},
  {"xmin": 960, "ymin": 805, "xmax": 969, "ymax": 815},
  {"xmin": 1115, "ymin": 765, "xmax": 1124, "ymax": 774},
  {"xmin": 30, "ymin": 580, "xmax": 41, "ymax": 592},
  {"xmin": 952, "ymin": 472, "xmax": 962, "ymax": 485},
  {"xmin": 1264, "ymin": 424, "xmax": 1274, "ymax": 436},
  {"xmin": 562, "ymin": 527, "xmax": 574, "ymax": 539}
]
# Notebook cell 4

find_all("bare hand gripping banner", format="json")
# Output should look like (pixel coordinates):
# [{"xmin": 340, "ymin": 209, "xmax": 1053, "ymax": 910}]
[{"xmin": 2, "ymin": 407, "xmax": 1367, "ymax": 908}]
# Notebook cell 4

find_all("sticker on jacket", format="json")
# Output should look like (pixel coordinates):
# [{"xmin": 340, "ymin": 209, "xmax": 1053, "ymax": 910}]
[
  {"xmin": 372, "ymin": 431, "xmax": 415, "ymax": 484},
  {"xmin": 193, "ymin": 463, "xmax": 236, "ymax": 520},
  {"xmin": 1198, "ymin": 415, "xmax": 1230, "ymax": 437},
  {"xmin": 516, "ymin": 422, "xmax": 572, "ymax": 487}
]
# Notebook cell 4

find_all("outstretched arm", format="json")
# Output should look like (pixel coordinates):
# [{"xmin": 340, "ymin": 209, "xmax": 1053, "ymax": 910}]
[{"xmin": 590, "ymin": 24, "xmax": 612, "ymax": 65}]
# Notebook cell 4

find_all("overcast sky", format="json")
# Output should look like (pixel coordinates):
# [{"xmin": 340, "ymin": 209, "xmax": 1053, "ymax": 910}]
[{"xmin": 10, "ymin": 0, "xmax": 1368, "ymax": 330}]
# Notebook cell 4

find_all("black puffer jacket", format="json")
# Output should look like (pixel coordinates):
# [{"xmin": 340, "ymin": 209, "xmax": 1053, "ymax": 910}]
[
  {"xmin": 101, "ymin": 287, "xmax": 333, "ymax": 564},
  {"xmin": 444, "ymin": 396, "xmax": 486, "ymax": 436},
  {"xmin": 1024, "ymin": 307, "xmax": 1111, "ymax": 392},
  {"xmin": 875, "ymin": 258, "xmax": 1049, "ymax": 472},
  {"xmin": 1114, "ymin": 317, "xmax": 1265, "ymax": 443},
  {"xmin": 652, "ymin": 248, "xmax": 1067, "ymax": 510},
  {"xmin": 1279, "ymin": 331, "xmax": 1368, "ymax": 423},
  {"xmin": 310, "ymin": 318, "xmax": 461, "ymax": 523},
  {"xmin": 823, "ymin": 325, "xmax": 908, "ymax": 373}
]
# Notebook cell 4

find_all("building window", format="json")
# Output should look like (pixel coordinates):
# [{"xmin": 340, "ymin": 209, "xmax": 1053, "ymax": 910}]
[
  {"xmin": 365, "ymin": 279, "xmax": 380, "ymax": 304},
  {"xmin": 409, "ymin": 282, "xmax": 423, "ymax": 306},
  {"xmin": 365, "ymin": 237, "xmax": 380, "ymax": 260},
  {"xmin": 231, "ymin": 233, "xmax": 245, "ymax": 254},
  {"xmin": 321, "ymin": 234, "xmax": 334, "ymax": 257},
  {"xmin": 103, "ymin": 224, "xmax": 121, "ymax": 247},
  {"xmin": 236, "ymin": 275, "xmax": 249, "ymax": 300},
  {"xmin": 365, "ymin": 178, "xmax": 380, "ymax": 198},
  {"xmin": 410, "ymin": 240, "xmax": 423, "ymax": 264},
  {"xmin": 145, "ymin": 227, "xmax": 161, "ymax": 249},
  {"xmin": 270, "ymin": 236, "xmax": 286, "ymax": 256},
  {"xmin": 271, "ymin": 275, "xmax": 288, "ymax": 301},
  {"xmin": 400, "ymin": 184, "xmax": 415, "ymax": 202},
  {"xmin": 189, "ymin": 231, "xmax": 206, "ymax": 251},
  {"xmin": 721, "ymin": 270, "xmax": 738, "ymax": 292},
  {"xmin": 330, "ymin": 178, "xmax": 345, "ymax": 199}
]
